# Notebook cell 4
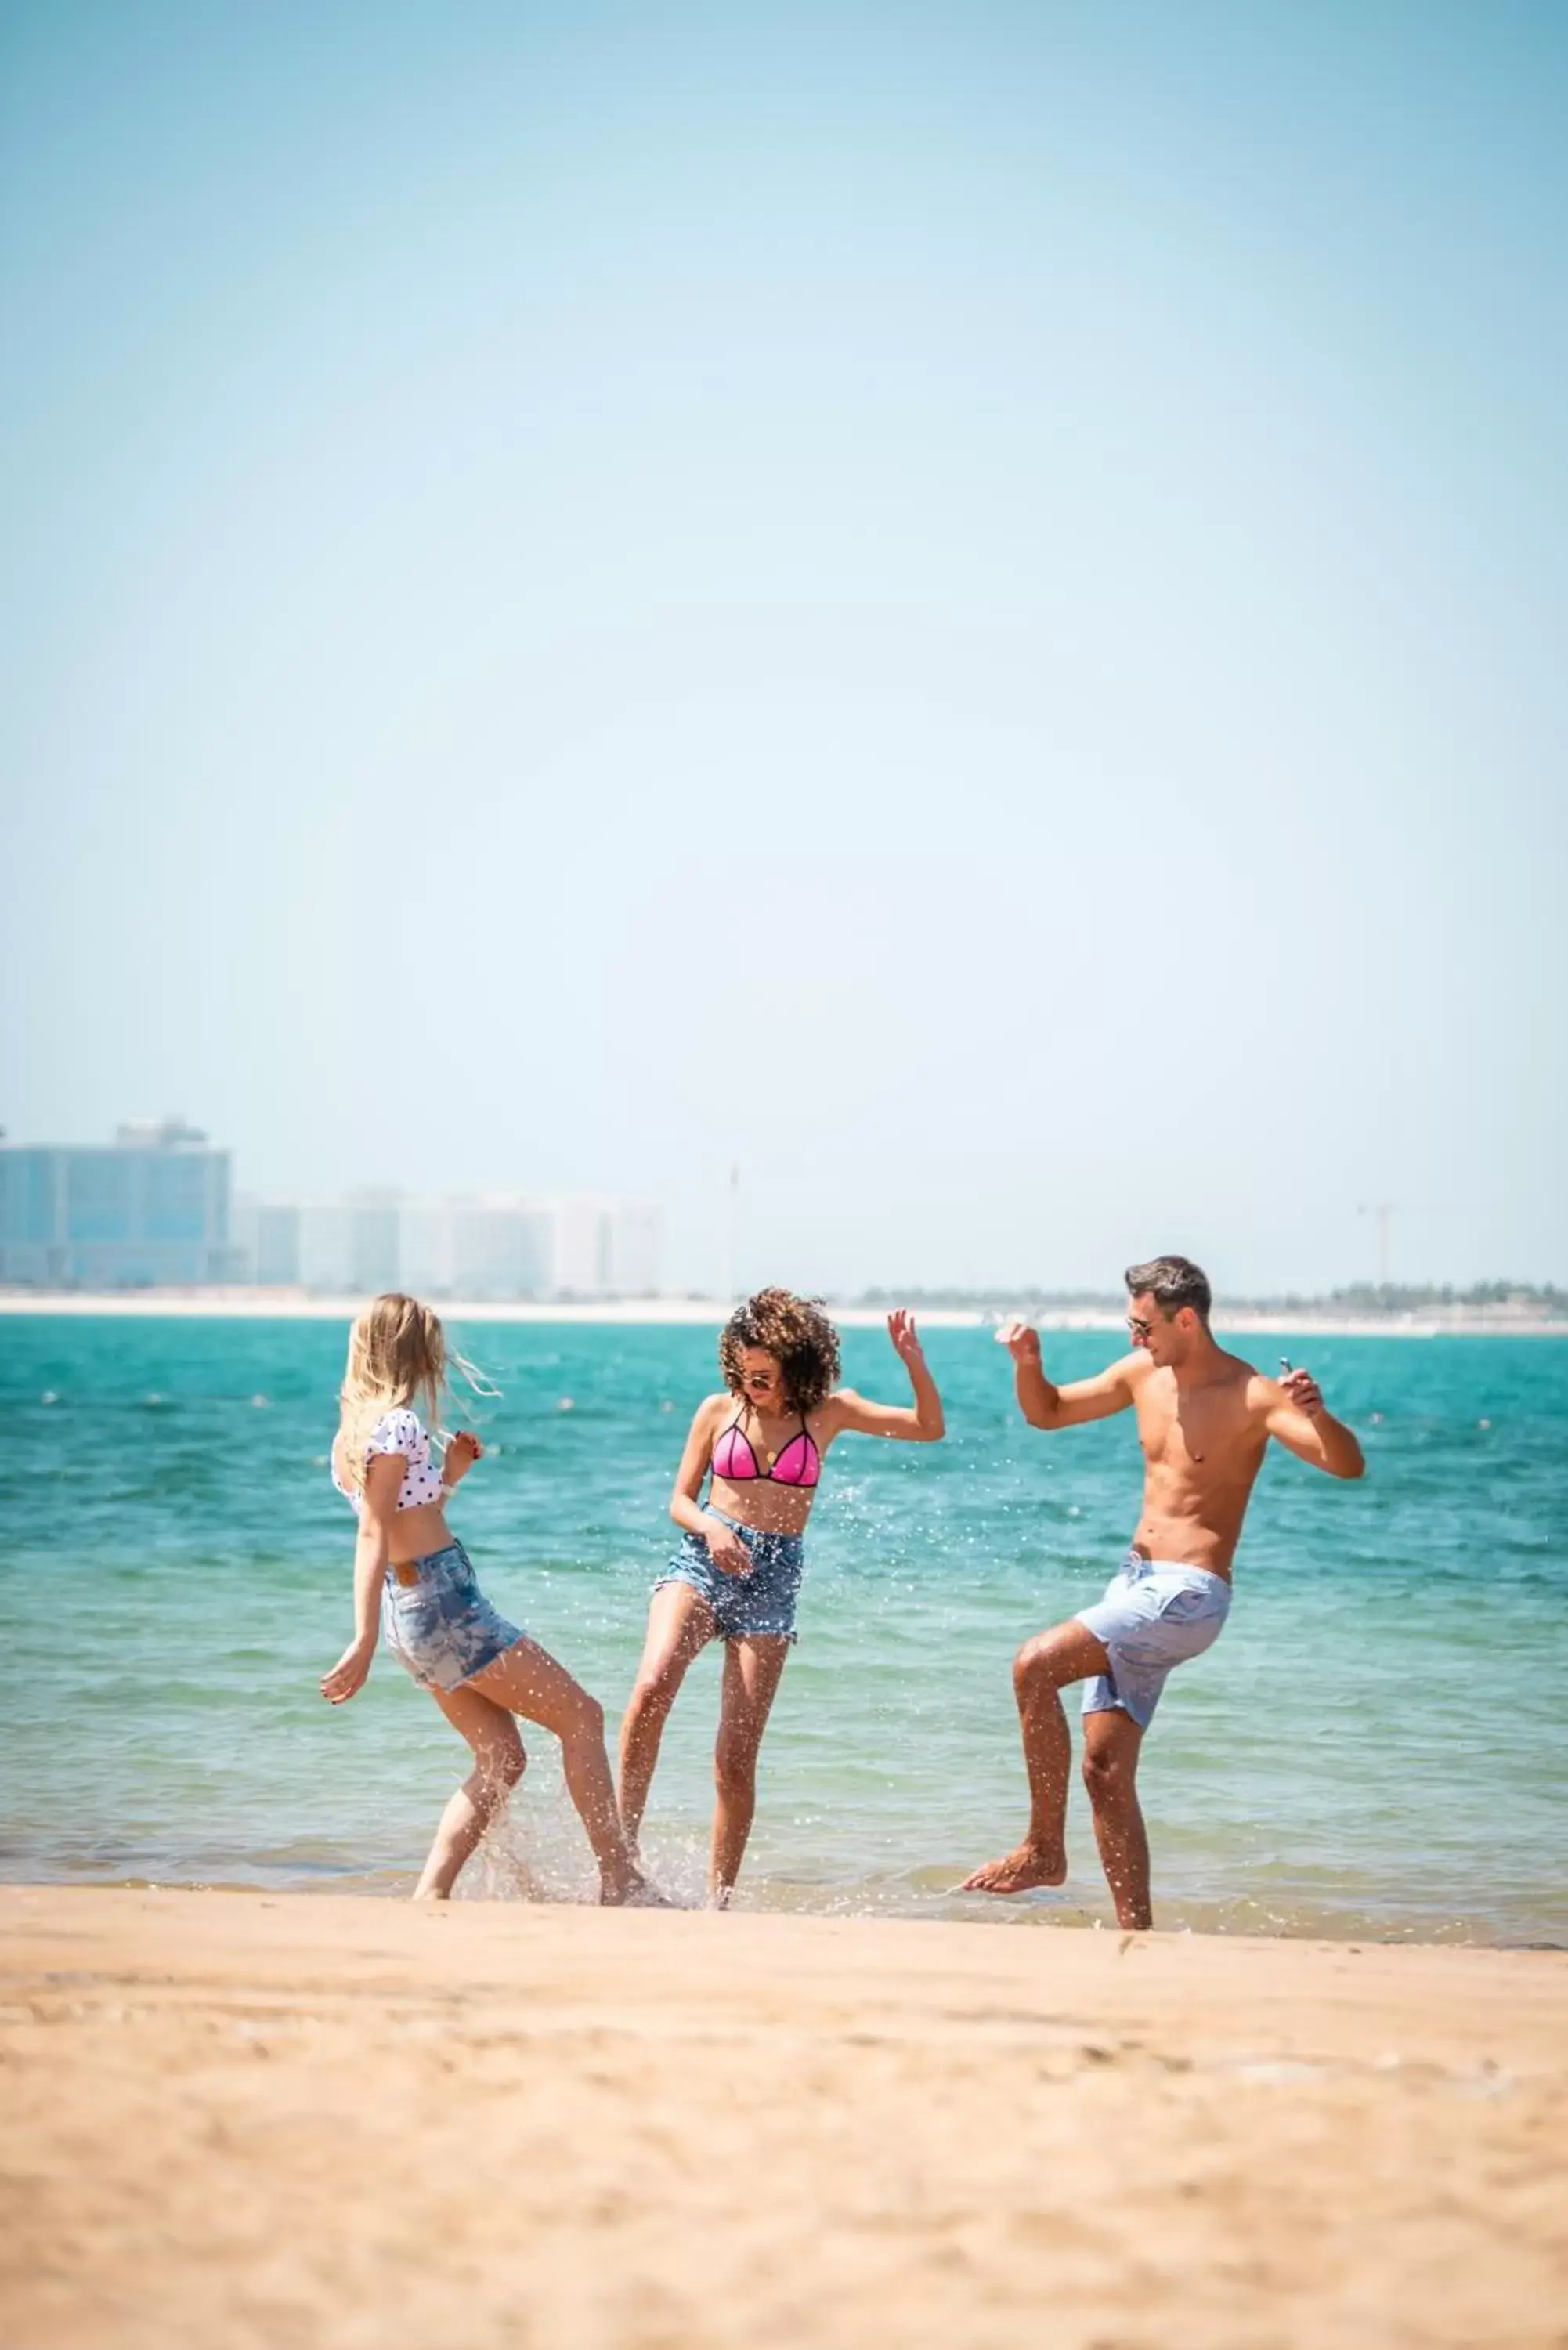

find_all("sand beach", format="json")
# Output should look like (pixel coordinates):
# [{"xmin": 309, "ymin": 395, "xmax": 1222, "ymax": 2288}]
[{"xmin": 1, "ymin": 1887, "xmax": 1563, "ymax": 2349}]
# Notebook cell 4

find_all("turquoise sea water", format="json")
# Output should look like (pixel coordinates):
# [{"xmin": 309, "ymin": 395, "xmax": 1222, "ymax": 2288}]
[{"xmin": 3, "ymin": 1315, "xmax": 1565, "ymax": 1943}]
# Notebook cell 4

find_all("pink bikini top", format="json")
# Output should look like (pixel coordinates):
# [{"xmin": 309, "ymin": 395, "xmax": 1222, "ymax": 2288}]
[{"xmin": 711, "ymin": 1410, "xmax": 822, "ymax": 1489}]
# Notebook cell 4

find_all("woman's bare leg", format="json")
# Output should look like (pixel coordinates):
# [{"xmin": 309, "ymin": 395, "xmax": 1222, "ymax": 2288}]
[
  {"xmin": 710, "ymin": 1636, "xmax": 789, "ymax": 1905},
  {"xmin": 618, "ymin": 1583, "xmax": 717, "ymax": 1851},
  {"xmin": 468, "ymin": 1637, "xmax": 645, "ymax": 1902},
  {"xmin": 415, "ymin": 1685, "xmax": 526, "ymax": 1900}
]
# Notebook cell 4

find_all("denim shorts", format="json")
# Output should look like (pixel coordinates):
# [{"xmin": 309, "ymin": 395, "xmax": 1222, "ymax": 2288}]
[
  {"xmin": 654, "ymin": 1508, "xmax": 804, "ymax": 1643},
  {"xmin": 1075, "ymin": 1550, "xmax": 1231, "ymax": 1729},
  {"xmin": 381, "ymin": 1540, "xmax": 523, "ymax": 1693}
]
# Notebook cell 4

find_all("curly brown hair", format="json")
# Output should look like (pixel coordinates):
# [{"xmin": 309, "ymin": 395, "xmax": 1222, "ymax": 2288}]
[{"xmin": 719, "ymin": 1288, "xmax": 842, "ymax": 1415}]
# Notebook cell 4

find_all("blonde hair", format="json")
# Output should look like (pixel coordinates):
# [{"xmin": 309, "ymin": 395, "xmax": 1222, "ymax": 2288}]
[{"xmin": 334, "ymin": 1292, "xmax": 493, "ymax": 1494}]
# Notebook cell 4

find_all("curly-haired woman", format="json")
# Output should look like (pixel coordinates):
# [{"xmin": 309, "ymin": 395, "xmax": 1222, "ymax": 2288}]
[{"xmin": 618, "ymin": 1289, "xmax": 945, "ymax": 1903}]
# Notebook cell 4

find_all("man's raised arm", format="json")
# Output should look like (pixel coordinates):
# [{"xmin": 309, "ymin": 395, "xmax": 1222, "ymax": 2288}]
[
  {"xmin": 1259, "ymin": 1368, "xmax": 1365, "ymax": 1480},
  {"xmin": 995, "ymin": 1319, "xmax": 1140, "ymax": 1430}
]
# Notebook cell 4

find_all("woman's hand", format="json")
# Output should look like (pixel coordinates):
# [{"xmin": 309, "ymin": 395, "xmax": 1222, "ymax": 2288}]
[
  {"xmin": 703, "ymin": 1515, "xmax": 753, "ymax": 1578},
  {"xmin": 321, "ymin": 1636, "xmax": 376, "ymax": 1705},
  {"xmin": 887, "ymin": 1308, "xmax": 927, "ymax": 1366},
  {"xmin": 443, "ymin": 1430, "xmax": 483, "ymax": 1486}
]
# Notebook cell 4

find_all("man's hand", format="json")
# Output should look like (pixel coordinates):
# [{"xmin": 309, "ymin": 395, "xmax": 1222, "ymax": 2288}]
[
  {"xmin": 1264, "ymin": 1367, "xmax": 1364, "ymax": 1478},
  {"xmin": 995, "ymin": 1316, "xmax": 1042, "ymax": 1368},
  {"xmin": 887, "ymin": 1308, "xmax": 927, "ymax": 1366},
  {"xmin": 703, "ymin": 1516, "xmax": 753, "ymax": 1578},
  {"xmin": 321, "ymin": 1636, "xmax": 375, "ymax": 1705},
  {"xmin": 443, "ymin": 1430, "xmax": 483, "ymax": 1485},
  {"xmin": 1281, "ymin": 1368, "xmax": 1324, "ymax": 1419}
]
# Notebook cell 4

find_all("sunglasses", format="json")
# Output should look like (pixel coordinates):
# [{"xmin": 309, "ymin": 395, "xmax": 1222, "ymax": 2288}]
[{"xmin": 1126, "ymin": 1315, "xmax": 1155, "ymax": 1341}]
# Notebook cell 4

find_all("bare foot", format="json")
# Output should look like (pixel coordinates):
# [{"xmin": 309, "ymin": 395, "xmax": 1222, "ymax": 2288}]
[
  {"xmin": 959, "ymin": 1842, "xmax": 1067, "ymax": 1896},
  {"xmin": 601, "ymin": 1867, "xmax": 671, "ymax": 1908}
]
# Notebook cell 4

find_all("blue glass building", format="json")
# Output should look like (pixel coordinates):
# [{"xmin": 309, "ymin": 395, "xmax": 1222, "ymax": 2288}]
[{"xmin": 0, "ymin": 1119, "xmax": 232, "ymax": 1287}]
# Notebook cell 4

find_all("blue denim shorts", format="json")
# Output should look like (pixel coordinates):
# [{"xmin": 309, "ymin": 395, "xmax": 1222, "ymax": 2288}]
[
  {"xmin": 381, "ymin": 1540, "xmax": 523, "ymax": 1693},
  {"xmin": 654, "ymin": 1508, "xmax": 804, "ymax": 1643},
  {"xmin": 1075, "ymin": 1550, "xmax": 1231, "ymax": 1729}
]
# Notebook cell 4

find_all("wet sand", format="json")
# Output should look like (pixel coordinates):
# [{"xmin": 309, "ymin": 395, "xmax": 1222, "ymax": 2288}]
[{"xmin": 1, "ymin": 1888, "xmax": 1563, "ymax": 2348}]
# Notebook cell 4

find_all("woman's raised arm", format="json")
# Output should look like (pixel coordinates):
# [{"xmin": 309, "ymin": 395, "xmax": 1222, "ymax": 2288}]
[{"xmin": 825, "ymin": 1310, "xmax": 945, "ymax": 1443}]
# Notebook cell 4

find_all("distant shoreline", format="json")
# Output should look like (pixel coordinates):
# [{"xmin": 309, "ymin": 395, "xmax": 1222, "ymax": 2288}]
[{"xmin": 2, "ymin": 1288, "xmax": 1566, "ymax": 1336}]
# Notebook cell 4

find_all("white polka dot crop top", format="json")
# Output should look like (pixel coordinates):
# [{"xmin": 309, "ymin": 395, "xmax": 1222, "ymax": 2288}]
[{"xmin": 331, "ymin": 1407, "xmax": 446, "ymax": 1515}]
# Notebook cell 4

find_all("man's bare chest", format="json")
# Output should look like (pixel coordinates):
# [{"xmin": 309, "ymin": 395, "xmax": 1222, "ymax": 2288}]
[{"xmin": 1136, "ymin": 1384, "xmax": 1256, "ymax": 1473}]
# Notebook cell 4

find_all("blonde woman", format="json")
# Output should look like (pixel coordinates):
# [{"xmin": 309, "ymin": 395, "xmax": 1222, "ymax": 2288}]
[{"xmin": 321, "ymin": 1292, "xmax": 651, "ymax": 1904}]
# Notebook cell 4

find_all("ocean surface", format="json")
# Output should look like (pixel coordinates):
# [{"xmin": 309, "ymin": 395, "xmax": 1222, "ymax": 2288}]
[{"xmin": 4, "ymin": 1315, "xmax": 1565, "ymax": 1943}]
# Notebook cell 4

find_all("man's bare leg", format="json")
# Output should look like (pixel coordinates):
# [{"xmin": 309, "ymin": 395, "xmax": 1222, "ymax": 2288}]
[
  {"xmin": 960, "ymin": 1619, "xmax": 1111, "ymax": 1895},
  {"xmin": 1081, "ymin": 1705, "xmax": 1151, "ymax": 1929}
]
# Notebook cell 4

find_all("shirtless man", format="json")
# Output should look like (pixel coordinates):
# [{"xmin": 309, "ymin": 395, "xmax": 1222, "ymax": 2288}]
[{"xmin": 961, "ymin": 1255, "xmax": 1364, "ymax": 1930}]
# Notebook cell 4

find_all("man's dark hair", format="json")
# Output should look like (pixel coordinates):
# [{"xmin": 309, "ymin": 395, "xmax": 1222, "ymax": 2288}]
[{"xmin": 1124, "ymin": 1255, "xmax": 1212, "ymax": 1322}]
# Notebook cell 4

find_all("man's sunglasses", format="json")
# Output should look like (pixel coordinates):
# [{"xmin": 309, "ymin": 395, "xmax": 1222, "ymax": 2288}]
[{"xmin": 1126, "ymin": 1315, "xmax": 1155, "ymax": 1342}]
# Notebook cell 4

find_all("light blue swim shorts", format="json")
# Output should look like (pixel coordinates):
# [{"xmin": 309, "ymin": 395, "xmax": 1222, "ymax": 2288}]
[
  {"xmin": 1075, "ymin": 1550, "xmax": 1231, "ymax": 1729},
  {"xmin": 381, "ymin": 1540, "xmax": 523, "ymax": 1694}
]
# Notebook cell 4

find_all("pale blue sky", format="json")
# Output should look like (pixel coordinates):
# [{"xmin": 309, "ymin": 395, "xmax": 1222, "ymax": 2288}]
[{"xmin": 3, "ymin": 0, "xmax": 1564, "ymax": 1296}]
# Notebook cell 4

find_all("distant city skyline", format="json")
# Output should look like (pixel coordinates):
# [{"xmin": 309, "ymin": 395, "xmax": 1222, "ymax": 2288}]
[
  {"xmin": 230, "ymin": 1188, "xmax": 660, "ymax": 1300},
  {"xmin": 0, "ymin": 1116, "xmax": 660, "ymax": 1298},
  {"xmin": 0, "ymin": 1110, "xmax": 1558, "ymax": 1303},
  {"xmin": 3, "ymin": 3, "xmax": 1563, "ymax": 1297}
]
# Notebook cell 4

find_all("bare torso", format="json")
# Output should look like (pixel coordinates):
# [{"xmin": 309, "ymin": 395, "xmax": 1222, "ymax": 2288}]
[
  {"xmin": 330, "ymin": 1434, "xmax": 455, "ymax": 1573},
  {"xmin": 1127, "ymin": 1350, "xmax": 1270, "ymax": 1577}
]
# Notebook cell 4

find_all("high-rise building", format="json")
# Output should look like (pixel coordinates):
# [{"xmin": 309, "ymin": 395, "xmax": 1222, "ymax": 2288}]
[
  {"xmin": 548, "ymin": 1196, "xmax": 662, "ymax": 1298},
  {"xmin": 0, "ymin": 1119, "xmax": 232, "ymax": 1287},
  {"xmin": 399, "ymin": 1195, "xmax": 554, "ymax": 1300},
  {"xmin": 231, "ymin": 1192, "xmax": 401, "ymax": 1292},
  {"xmin": 226, "ymin": 1187, "xmax": 661, "ymax": 1300},
  {"xmin": 550, "ymin": 1196, "xmax": 613, "ymax": 1296},
  {"xmin": 606, "ymin": 1200, "xmax": 662, "ymax": 1296},
  {"xmin": 252, "ymin": 1201, "xmax": 305, "ymax": 1286}
]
